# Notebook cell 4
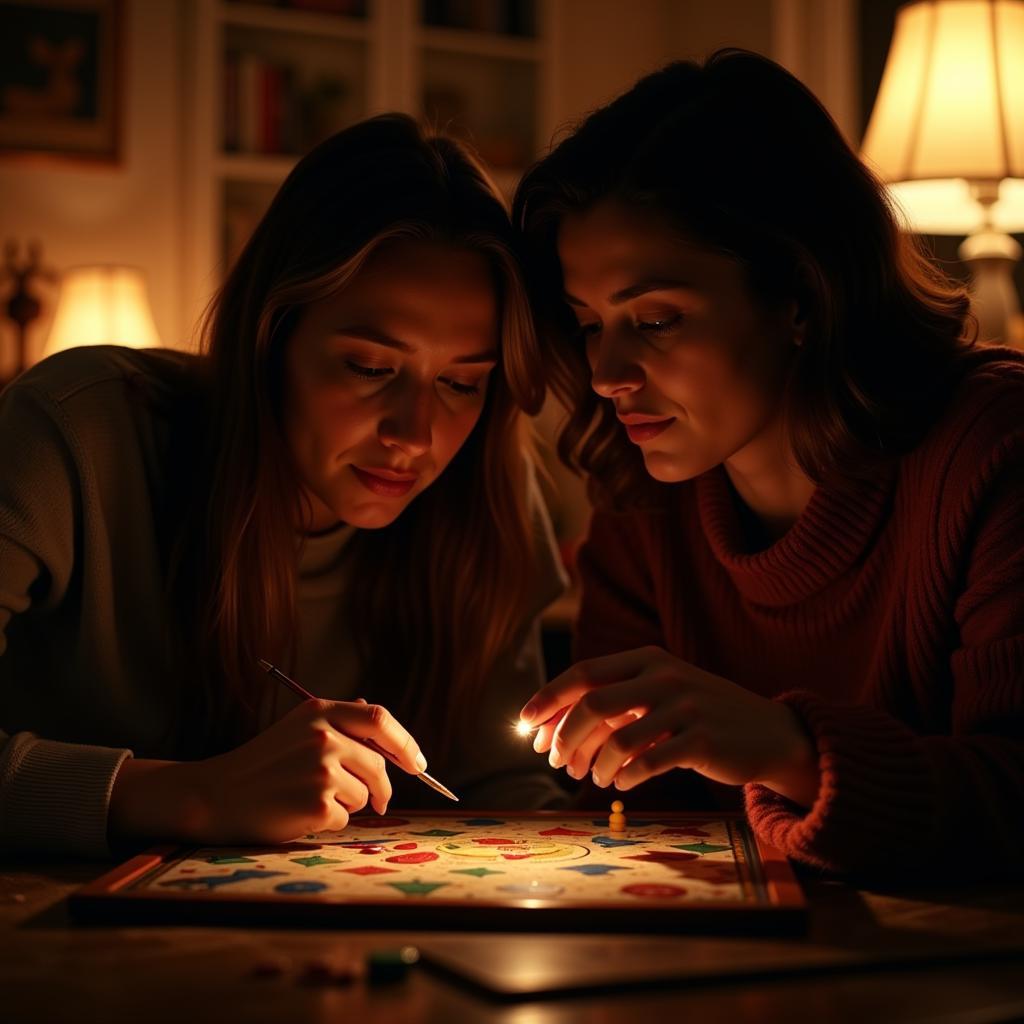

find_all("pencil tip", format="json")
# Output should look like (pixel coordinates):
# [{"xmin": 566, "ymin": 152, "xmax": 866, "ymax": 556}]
[{"xmin": 257, "ymin": 658, "xmax": 272, "ymax": 672}]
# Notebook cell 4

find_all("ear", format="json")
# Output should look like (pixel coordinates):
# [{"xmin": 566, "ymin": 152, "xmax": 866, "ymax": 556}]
[{"xmin": 785, "ymin": 299, "xmax": 806, "ymax": 348}]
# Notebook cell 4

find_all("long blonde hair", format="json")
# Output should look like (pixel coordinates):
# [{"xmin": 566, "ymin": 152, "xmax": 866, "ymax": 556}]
[{"xmin": 169, "ymin": 115, "xmax": 544, "ymax": 757}]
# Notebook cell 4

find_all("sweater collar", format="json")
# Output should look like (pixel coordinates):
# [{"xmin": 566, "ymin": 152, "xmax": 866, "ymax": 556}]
[{"xmin": 695, "ymin": 462, "xmax": 894, "ymax": 606}]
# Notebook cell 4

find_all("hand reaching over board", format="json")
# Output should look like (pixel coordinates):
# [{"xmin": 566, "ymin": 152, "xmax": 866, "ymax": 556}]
[
  {"xmin": 519, "ymin": 646, "xmax": 820, "ymax": 807},
  {"xmin": 109, "ymin": 698, "xmax": 427, "ymax": 846}
]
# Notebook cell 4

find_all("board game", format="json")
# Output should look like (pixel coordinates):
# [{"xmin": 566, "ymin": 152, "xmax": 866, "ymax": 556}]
[{"xmin": 70, "ymin": 812, "xmax": 805, "ymax": 934}]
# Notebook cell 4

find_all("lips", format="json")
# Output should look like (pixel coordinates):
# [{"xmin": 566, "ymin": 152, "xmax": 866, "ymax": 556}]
[
  {"xmin": 351, "ymin": 466, "xmax": 418, "ymax": 497},
  {"xmin": 622, "ymin": 418, "xmax": 675, "ymax": 444}
]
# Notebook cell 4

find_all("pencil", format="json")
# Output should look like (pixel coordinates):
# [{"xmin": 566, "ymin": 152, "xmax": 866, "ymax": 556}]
[{"xmin": 256, "ymin": 657, "xmax": 459, "ymax": 803}]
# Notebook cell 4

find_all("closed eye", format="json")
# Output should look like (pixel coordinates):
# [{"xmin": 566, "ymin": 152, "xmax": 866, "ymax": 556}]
[
  {"xmin": 441, "ymin": 377, "xmax": 482, "ymax": 397},
  {"xmin": 346, "ymin": 360, "xmax": 393, "ymax": 380}
]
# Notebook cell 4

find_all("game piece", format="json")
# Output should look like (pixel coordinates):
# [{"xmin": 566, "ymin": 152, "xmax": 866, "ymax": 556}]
[
  {"xmin": 609, "ymin": 800, "xmax": 627, "ymax": 832},
  {"xmin": 367, "ymin": 946, "xmax": 419, "ymax": 984}
]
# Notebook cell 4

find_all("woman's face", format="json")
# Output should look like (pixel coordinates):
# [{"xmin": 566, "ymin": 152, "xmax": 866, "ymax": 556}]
[
  {"xmin": 284, "ymin": 238, "xmax": 499, "ymax": 531},
  {"xmin": 557, "ymin": 199, "xmax": 799, "ymax": 484}
]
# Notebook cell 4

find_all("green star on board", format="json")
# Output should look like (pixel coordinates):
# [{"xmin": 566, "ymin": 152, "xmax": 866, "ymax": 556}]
[
  {"xmin": 386, "ymin": 879, "xmax": 450, "ymax": 896},
  {"xmin": 450, "ymin": 867, "xmax": 504, "ymax": 878},
  {"xmin": 291, "ymin": 855, "xmax": 344, "ymax": 867},
  {"xmin": 671, "ymin": 843, "xmax": 731, "ymax": 855},
  {"xmin": 206, "ymin": 855, "xmax": 256, "ymax": 864},
  {"xmin": 410, "ymin": 829, "xmax": 465, "ymax": 837}
]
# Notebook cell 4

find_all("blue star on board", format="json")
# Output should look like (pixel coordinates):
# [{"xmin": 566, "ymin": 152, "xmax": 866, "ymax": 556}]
[
  {"xmin": 275, "ymin": 880, "xmax": 328, "ymax": 894},
  {"xmin": 591, "ymin": 835, "xmax": 643, "ymax": 848},
  {"xmin": 559, "ymin": 863, "xmax": 630, "ymax": 876}
]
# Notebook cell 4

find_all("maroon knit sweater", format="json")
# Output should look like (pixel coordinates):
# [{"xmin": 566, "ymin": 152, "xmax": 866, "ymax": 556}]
[{"xmin": 574, "ymin": 349, "xmax": 1024, "ymax": 878}]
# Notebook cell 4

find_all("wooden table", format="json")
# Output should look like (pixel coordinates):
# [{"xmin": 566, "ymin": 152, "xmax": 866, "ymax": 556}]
[{"xmin": 3, "ymin": 858, "xmax": 1023, "ymax": 1023}]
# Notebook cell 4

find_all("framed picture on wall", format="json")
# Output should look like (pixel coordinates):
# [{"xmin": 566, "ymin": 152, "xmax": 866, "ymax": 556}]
[{"xmin": 0, "ymin": 0, "xmax": 121, "ymax": 162}]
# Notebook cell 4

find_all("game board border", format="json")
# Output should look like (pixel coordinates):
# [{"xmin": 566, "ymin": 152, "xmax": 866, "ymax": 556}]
[{"xmin": 69, "ymin": 811, "xmax": 806, "ymax": 935}]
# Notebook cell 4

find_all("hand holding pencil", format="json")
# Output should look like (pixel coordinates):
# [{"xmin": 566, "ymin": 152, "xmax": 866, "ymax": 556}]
[
  {"xmin": 145, "ymin": 667, "xmax": 454, "ymax": 846},
  {"xmin": 257, "ymin": 659, "xmax": 458, "ymax": 803}
]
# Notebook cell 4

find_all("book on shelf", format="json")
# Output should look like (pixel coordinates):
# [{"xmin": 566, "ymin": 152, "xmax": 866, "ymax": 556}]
[{"xmin": 224, "ymin": 52, "xmax": 321, "ymax": 156}]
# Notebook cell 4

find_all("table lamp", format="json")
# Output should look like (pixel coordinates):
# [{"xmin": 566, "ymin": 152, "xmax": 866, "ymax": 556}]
[
  {"xmin": 861, "ymin": 0, "xmax": 1024, "ymax": 347},
  {"xmin": 44, "ymin": 265, "xmax": 162, "ymax": 357}
]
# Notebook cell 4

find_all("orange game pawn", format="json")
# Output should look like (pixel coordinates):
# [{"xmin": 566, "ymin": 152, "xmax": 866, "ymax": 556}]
[{"xmin": 609, "ymin": 800, "xmax": 626, "ymax": 832}]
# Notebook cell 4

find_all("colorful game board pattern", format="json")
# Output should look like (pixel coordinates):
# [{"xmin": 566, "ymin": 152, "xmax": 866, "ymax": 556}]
[{"xmin": 145, "ymin": 816, "xmax": 755, "ymax": 907}]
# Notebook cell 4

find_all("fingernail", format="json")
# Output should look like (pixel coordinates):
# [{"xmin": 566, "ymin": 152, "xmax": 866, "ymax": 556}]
[
  {"xmin": 592, "ymin": 771, "xmax": 604, "ymax": 787},
  {"xmin": 521, "ymin": 704, "xmax": 536, "ymax": 724},
  {"xmin": 381, "ymin": 803, "xmax": 389, "ymax": 815},
  {"xmin": 548, "ymin": 750, "xmax": 562, "ymax": 769},
  {"xmin": 415, "ymin": 753, "xmax": 428, "ymax": 772},
  {"xmin": 566, "ymin": 765, "xmax": 579, "ymax": 780}
]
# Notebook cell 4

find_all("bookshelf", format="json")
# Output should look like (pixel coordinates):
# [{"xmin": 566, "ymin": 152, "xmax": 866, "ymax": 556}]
[{"xmin": 181, "ymin": 0, "xmax": 555, "ymax": 342}]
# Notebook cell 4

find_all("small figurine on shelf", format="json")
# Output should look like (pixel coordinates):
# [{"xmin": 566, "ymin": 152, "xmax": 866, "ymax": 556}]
[{"xmin": 1, "ymin": 240, "xmax": 56, "ymax": 387}]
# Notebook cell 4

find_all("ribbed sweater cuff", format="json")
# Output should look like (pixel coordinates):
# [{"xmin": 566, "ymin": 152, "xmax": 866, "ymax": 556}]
[
  {"xmin": 0, "ymin": 732, "xmax": 132, "ymax": 859},
  {"xmin": 744, "ymin": 691, "xmax": 936, "ymax": 874}
]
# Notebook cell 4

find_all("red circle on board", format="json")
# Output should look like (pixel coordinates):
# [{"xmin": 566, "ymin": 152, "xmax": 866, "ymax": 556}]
[
  {"xmin": 621, "ymin": 883, "xmax": 687, "ymax": 899},
  {"xmin": 386, "ymin": 852, "xmax": 439, "ymax": 864},
  {"xmin": 474, "ymin": 838, "xmax": 515, "ymax": 845},
  {"xmin": 394, "ymin": 843, "xmax": 417, "ymax": 850}
]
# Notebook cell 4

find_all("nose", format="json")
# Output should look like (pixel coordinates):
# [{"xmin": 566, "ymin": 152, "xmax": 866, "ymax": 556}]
[
  {"xmin": 378, "ymin": 383, "xmax": 433, "ymax": 457},
  {"xmin": 589, "ymin": 329, "xmax": 645, "ymax": 399}
]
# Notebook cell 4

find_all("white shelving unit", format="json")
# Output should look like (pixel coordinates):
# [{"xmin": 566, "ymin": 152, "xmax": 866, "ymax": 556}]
[{"xmin": 180, "ymin": 0, "xmax": 556, "ymax": 343}]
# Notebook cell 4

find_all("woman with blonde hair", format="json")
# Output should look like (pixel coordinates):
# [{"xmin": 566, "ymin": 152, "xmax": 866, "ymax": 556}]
[{"xmin": 0, "ymin": 114, "xmax": 565, "ymax": 857}]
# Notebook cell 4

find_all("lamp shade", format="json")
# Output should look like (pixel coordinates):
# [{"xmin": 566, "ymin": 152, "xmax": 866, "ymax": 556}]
[
  {"xmin": 44, "ymin": 265, "xmax": 162, "ymax": 356},
  {"xmin": 862, "ymin": 0, "xmax": 1024, "ymax": 233}
]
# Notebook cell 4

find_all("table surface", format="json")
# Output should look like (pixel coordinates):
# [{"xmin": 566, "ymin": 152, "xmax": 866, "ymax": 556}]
[{"xmin": 3, "ymin": 857, "xmax": 1024, "ymax": 1024}]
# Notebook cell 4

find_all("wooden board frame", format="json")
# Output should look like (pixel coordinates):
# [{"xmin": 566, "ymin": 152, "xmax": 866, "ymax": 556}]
[{"xmin": 69, "ymin": 811, "xmax": 806, "ymax": 935}]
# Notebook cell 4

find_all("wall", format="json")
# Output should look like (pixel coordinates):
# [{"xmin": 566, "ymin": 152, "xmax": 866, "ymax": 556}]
[
  {"xmin": 0, "ymin": 0, "xmax": 184, "ymax": 376},
  {"xmin": 0, "ymin": 0, "xmax": 860, "ymax": 381}
]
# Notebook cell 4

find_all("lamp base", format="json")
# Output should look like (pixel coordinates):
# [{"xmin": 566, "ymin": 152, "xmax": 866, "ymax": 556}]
[{"xmin": 958, "ymin": 231, "xmax": 1024, "ymax": 349}]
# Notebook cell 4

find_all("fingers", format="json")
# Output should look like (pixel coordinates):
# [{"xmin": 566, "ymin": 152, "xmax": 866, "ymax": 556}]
[
  {"xmin": 331, "ymin": 766, "xmax": 371, "ymax": 814},
  {"xmin": 324, "ymin": 700, "xmax": 427, "ymax": 777},
  {"xmin": 614, "ymin": 730, "xmax": 704, "ymax": 791},
  {"xmin": 566, "ymin": 720, "xmax": 615, "ymax": 779},
  {"xmin": 567, "ymin": 711, "xmax": 639, "ymax": 779},
  {"xmin": 519, "ymin": 647, "xmax": 663, "ymax": 728},
  {"xmin": 336, "ymin": 735, "xmax": 392, "ymax": 815},
  {"xmin": 532, "ymin": 706, "xmax": 567, "ymax": 754},
  {"xmin": 551, "ymin": 678, "xmax": 653, "ymax": 769},
  {"xmin": 590, "ymin": 708, "xmax": 680, "ymax": 788}
]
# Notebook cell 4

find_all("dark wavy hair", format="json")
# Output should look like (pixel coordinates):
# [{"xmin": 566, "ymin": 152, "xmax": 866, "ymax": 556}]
[
  {"xmin": 169, "ymin": 114, "xmax": 544, "ymax": 757},
  {"xmin": 513, "ymin": 49, "xmax": 974, "ymax": 506}
]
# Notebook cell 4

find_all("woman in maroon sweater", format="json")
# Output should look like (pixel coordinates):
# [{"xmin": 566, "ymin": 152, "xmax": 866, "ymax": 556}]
[{"xmin": 513, "ymin": 50, "xmax": 1024, "ymax": 877}]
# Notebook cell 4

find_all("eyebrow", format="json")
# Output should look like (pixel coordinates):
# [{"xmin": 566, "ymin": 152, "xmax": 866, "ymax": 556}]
[
  {"xmin": 332, "ymin": 326, "xmax": 498, "ymax": 364},
  {"xmin": 563, "ymin": 278, "xmax": 695, "ymax": 307}
]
